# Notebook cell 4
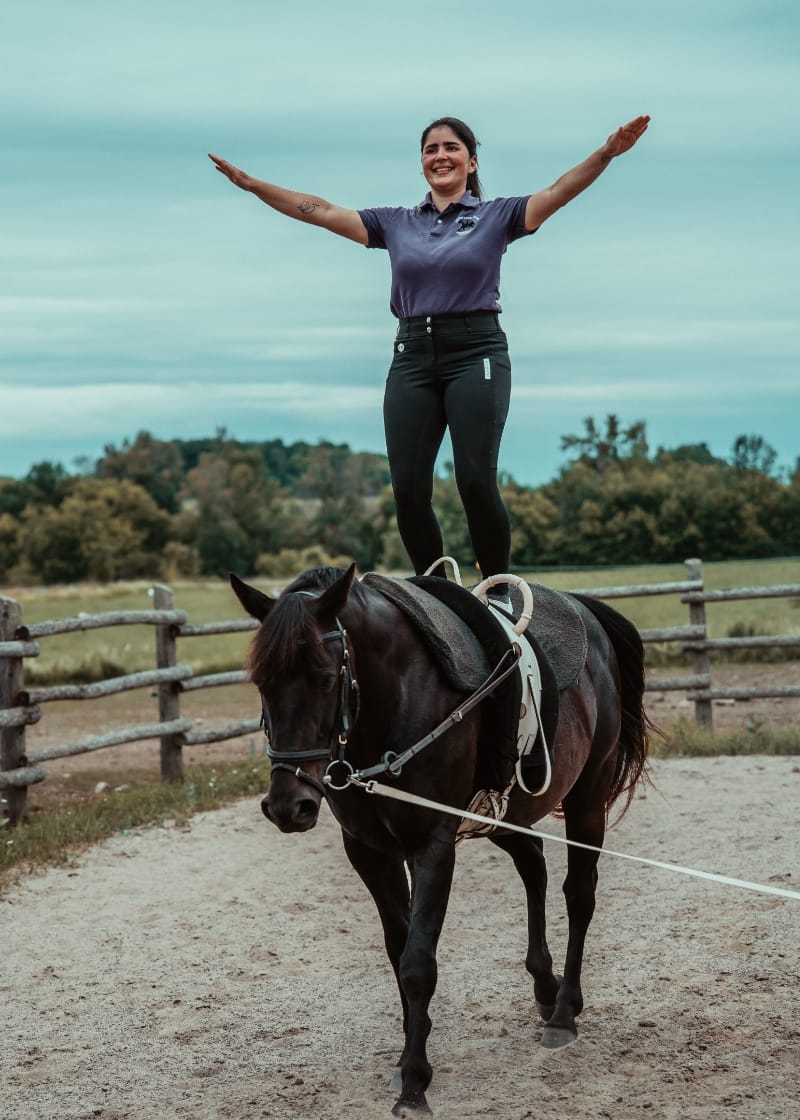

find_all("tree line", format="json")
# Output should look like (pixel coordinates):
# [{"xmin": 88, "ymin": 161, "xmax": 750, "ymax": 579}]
[{"xmin": 0, "ymin": 420, "xmax": 797, "ymax": 584}]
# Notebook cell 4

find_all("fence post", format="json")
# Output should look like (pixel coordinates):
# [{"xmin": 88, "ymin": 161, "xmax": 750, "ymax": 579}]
[
  {"xmin": 153, "ymin": 585, "xmax": 183, "ymax": 782},
  {"xmin": 684, "ymin": 557, "xmax": 713, "ymax": 730},
  {"xmin": 1, "ymin": 595, "xmax": 28, "ymax": 825}
]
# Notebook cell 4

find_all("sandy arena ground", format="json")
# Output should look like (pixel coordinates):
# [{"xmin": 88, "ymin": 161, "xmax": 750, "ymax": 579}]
[{"xmin": 3, "ymin": 750, "xmax": 799, "ymax": 1120}]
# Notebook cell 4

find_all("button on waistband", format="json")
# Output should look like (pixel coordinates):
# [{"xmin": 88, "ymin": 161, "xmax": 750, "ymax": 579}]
[{"xmin": 396, "ymin": 311, "xmax": 501, "ymax": 337}]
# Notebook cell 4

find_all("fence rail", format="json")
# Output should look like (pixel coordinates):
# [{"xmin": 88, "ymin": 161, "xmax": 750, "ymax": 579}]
[
  {"xmin": 20, "ymin": 609, "xmax": 187, "ymax": 638},
  {"xmin": 1, "ymin": 558, "xmax": 798, "ymax": 824}
]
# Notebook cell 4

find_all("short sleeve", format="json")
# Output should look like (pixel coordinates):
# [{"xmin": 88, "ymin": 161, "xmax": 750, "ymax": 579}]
[
  {"xmin": 357, "ymin": 207, "xmax": 391, "ymax": 250},
  {"xmin": 497, "ymin": 195, "xmax": 536, "ymax": 243}
]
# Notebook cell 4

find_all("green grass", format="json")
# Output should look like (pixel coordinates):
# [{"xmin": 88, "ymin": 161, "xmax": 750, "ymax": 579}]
[
  {"xmin": 519, "ymin": 558, "xmax": 800, "ymax": 667},
  {"xmin": 520, "ymin": 557, "xmax": 800, "ymax": 634},
  {"xmin": 4, "ymin": 558, "xmax": 798, "ymax": 682},
  {"xmin": 653, "ymin": 715, "xmax": 800, "ymax": 758},
  {"xmin": 0, "ymin": 758, "xmax": 272, "ymax": 892},
  {"xmin": 7, "ymin": 578, "xmax": 256, "ymax": 684}
]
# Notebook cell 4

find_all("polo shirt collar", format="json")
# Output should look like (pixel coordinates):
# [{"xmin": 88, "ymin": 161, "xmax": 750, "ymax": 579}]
[{"xmin": 418, "ymin": 190, "xmax": 480, "ymax": 212}]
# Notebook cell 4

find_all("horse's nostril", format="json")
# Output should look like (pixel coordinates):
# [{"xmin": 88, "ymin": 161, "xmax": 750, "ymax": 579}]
[
  {"xmin": 296, "ymin": 798, "xmax": 319, "ymax": 821},
  {"xmin": 260, "ymin": 796, "xmax": 272, "ymax": 821}
]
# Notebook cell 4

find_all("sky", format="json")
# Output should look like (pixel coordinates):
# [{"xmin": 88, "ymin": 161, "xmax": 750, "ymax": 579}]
[{"xmin": 1, "ymin": 0, "xmax": 798, "ymax": 487}]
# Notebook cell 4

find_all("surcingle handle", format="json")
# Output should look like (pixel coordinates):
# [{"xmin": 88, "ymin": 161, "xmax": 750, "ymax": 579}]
[
  {"xmin": 422, "ymin": 556, "xmax": 464, "ymax": 585},
  {"xmin": 472, "ymin": 573, "xmax": 533, "ymax": 636}
]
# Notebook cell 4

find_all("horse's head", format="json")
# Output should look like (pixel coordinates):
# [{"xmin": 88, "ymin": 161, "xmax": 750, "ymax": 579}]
[{"xmin": 231, "ymin": 564, "xmax": 358, "ymax": 833}]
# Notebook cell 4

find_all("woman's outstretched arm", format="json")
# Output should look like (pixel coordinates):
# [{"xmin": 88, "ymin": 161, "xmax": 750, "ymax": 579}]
[
  {"xmin": 208, "ymin": 154, "xmax": 369, "ymax": 245},
  {"xmin": 524, "ymin": 115, "xmax": 650, "ymax": 231}
]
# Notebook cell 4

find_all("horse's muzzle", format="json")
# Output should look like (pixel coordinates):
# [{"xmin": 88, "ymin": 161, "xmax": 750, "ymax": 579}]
[{"xmin": 261, "ymin": 789, "xmax": 321, "ymax": 833}]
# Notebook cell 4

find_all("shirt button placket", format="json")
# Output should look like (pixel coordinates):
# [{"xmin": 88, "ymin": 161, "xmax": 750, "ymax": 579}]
[{"xmin": 426, "ymin": 316, "xmax": 432, "ymax": 335}]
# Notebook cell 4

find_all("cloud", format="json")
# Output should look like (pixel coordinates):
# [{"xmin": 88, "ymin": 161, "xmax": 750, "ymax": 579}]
[
  {"xmin": 0, "ymin": 380, "xmax": 384, "ymax": 438},
  {"xmin": 2, "ymin": 0, "xmax": 798, "ymax": 489}
]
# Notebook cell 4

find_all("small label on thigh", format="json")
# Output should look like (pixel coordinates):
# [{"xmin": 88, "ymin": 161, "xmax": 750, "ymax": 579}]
[{"xmin": 483, "ymin": 357, "xmax": 491, "ymax": 380}]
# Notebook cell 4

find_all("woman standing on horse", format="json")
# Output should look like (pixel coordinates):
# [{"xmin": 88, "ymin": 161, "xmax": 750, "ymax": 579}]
[{"xmin": 210, "ymin": 114, "xmax": 649, "ymax": 607}]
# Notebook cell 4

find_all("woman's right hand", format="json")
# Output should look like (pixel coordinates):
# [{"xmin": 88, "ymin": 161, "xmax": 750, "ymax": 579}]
[
  {"xmin": 208, "ymin": 153, "xmax": 253, "ymax": 191},
  {"xmin": 206, "ymin": 155, "xmax": 369, "ymax": 243}
]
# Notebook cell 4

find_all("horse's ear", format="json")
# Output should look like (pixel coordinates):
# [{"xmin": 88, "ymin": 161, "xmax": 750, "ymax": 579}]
[
  {"xmin": 314, "ymin": 562, "xmax": 357, "ymax": 619},
  {"xmin": 229, "ymin": 572, "xmax": 275, "ymax": 621}
]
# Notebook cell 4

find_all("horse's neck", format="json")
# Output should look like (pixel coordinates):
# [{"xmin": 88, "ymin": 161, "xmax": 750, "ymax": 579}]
[{"xmin": 348, "ymin": 594, "xmax": 457, "ymax": 749}]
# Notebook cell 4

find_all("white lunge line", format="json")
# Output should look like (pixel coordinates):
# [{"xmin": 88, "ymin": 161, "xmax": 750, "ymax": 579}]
[{"xmin": 362, "ymin": 780, "xmax": 800, "ymax": 902}]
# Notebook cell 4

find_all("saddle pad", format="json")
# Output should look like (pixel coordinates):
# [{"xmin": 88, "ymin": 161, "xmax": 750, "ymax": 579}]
[
  {"xmin": 509, "ymin": 582, "xmax": 588, "ymax": 690},
  {"xmin": 361, "ymin": 572, "xmax": 490, "ymax": 691}
]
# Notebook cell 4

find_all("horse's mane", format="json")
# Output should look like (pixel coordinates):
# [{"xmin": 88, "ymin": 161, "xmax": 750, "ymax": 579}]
[{"xmin": 248, "ymin": 567, "xmax": 360, "ymax": 687}]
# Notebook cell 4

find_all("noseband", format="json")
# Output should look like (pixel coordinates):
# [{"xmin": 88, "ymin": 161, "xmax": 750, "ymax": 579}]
[{"xmin": 263, "ymin": 610, "xmax": 359, "ymax": 799}]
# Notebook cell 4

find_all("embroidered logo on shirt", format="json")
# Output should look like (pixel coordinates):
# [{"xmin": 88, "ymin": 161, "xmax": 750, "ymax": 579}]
[{"xmin": 456, "ymin": 216, "xmax": 479, "ymax": 235}]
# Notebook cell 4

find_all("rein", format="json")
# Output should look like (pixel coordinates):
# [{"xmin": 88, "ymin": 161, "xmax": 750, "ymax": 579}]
[
  {"xmin": 263, "ymin": 590, "xmax": 522, "ymax": 798},
  {"xmin": 335, "ymin": 645, "xmax": 521, "ymax": 788}
]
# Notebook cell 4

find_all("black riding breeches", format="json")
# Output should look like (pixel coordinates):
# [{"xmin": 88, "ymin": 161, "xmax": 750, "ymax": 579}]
[{"xmin": 382, "ymin": 312, "xmax": 511, "ymax": 581}]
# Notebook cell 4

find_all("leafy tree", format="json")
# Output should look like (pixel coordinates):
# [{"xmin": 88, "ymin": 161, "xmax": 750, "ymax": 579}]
[
  {"xmin": 503, "ymin": 482, "xmax": 560, "ymax": 567},
  {"xmin": 731, "ymin": 434, "xmax": 778, "ymax": 477},
  {"xmin": 96, "ymin": 432, "xmax": 186, "ymax": 513},
  {"xmin": 654, "ymin": 442, "xmax": 724, "ymax": 467},
  {"xmin": 259, "ymin": 438, "xmax": 311, "ymax": 489},
  {"xmin": 308, "ymin": 492, "xmax": 380, "ymax": 570},
  {"xmin": 291, "ymin": 442, "xmax": 390, "ymax": 501},
  {"xmin": 16, "ymin": 478, "xmax": 170, "ymax": 583},
  {"xmin": 560, "ymin": 415, "xmax": 648, "ymax": 475},
  {"xmin": 178, "ymin": 445, "xmax": 290, "ymax": 575},
  {"xmin": 0, "ymin": 461, "xmax": 69, "ymax": 518},
  {"xmin": 432, "ymin": 466, "xmax": 478, "ymax": 571},
  {"xmin": 0, "ymin": 512, "xmax": 22, "ymax": 580}
]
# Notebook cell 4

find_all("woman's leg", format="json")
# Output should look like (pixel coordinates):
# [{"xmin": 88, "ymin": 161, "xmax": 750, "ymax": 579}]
[
  {"xmin": 383, "ymin": 351, "xmax": 448, "ymax": 575},
  {"xmin": 444, "ymin": 344, "xmax": 512, "ymax": 585}
]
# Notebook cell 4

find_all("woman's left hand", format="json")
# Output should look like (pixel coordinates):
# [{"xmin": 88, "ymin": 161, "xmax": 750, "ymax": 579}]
[{"xmin": 602, "ymin": 115, "xmax": 651, "ymax": 159}]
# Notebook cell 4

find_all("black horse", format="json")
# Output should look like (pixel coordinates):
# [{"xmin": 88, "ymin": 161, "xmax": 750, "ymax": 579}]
[{"xmin": 231, "ymin": 564, "xmax": 651, "ymax": 1117}]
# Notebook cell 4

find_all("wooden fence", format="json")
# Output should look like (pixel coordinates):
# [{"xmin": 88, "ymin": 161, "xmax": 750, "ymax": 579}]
[
  {"xmin": 569, "ymin": 557, "xmax": 800, "ymax": 729},
  {"xmin": 1, "ymin": 558, "xmax": 799, "ymax": 825}
]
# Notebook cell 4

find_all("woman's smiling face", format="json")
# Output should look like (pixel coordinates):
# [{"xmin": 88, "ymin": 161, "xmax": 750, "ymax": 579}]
[{"xmin": 421, "ymin": 125, "xmax": 477, "ymax": 198}]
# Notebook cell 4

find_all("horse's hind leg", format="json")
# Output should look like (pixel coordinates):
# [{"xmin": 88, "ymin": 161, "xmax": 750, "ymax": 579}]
[
  {"xmin": 542, "ymin": 795, "xmax": 607, "ymax": 1048},
  {"xmin": 490, "ymin": 833, "xmax": 561, "ymax": 1020}
]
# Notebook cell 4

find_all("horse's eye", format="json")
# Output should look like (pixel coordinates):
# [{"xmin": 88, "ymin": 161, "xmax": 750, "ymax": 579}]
[{"xmin": 320, "ymin": 673, "xmax": 337, "ymax": 693}]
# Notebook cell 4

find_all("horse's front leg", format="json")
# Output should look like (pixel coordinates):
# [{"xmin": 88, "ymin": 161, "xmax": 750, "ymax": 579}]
[
  {"xmin": 393, "ymin": 835, "xmax": 457, "ymax": 1117},
  {"xmin": 341, "ymin": 833, "xmax": 412, "ymax": 1050}
]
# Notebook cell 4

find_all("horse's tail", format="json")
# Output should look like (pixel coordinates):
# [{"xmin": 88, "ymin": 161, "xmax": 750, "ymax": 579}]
[{"xmin": 571, "ymin": 593, "xmax": 654, "ymax": 822}]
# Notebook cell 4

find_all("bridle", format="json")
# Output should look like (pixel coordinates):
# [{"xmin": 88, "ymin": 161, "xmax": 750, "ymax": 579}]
[
  {"xmin": 262, "ymin": 612, "xmax": 360, "ymax": 799},
  {"xmin": 261, "ymin": 587, "xmax": 522, "ymax": 801}
]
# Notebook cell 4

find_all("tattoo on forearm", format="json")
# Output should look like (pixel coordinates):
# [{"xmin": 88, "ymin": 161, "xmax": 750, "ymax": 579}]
[{"xmin": 298, "ymin": 199, "xmax": 320, "ymax": 215}]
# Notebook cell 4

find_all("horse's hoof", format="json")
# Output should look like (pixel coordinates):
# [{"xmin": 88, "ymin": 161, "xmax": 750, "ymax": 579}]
[
  {"xmin": 535, "ymin": 974, "xmax": 562, "ymax": 1021},
  {"xmin": 389, "ymin": 1066, "xmax": 403, "ymax": 1094},
  {"xmin": 540, "ymin": 1025, "xmax": 577, "ymax": 1049},
  {"xmin": 391, "ymin": 1100, "xmax": 432, "ymax": 1118}
]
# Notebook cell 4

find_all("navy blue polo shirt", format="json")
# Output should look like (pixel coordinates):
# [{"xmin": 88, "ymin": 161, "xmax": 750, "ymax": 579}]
[{"xmin": 358, "ymin": 191, "xmax": 534, "ymax": 318}]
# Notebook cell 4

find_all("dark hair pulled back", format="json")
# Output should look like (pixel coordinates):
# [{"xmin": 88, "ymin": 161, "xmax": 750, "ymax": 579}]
[{"xmin": 420, "ymin": 116, "xmax": 483, "ymax": 200}]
